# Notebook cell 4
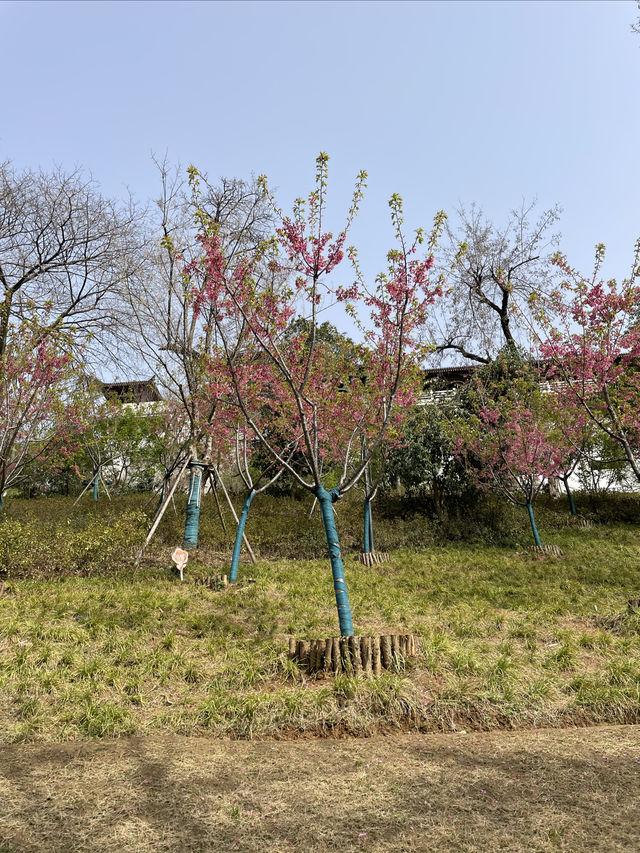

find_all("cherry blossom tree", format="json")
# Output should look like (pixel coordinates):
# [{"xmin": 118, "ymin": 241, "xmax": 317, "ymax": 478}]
[
  {"xmin": 452, "ymin": 358, "xmax": 568, "ymax": 545},
  {"xmin": 0, "ymin": 319, "xmax": 82, "ymax": 510},
  {"xmin": 530, "ymin": 241, "xmax": 640, "ymax": 485},
  {"xmin": 188, "ymin": 153, "xmax": 444, "ymax": 635}
]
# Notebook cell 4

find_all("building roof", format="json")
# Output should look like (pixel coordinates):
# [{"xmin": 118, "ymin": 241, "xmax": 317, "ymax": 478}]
[{"xmin": 101, "ymin": 379, "xmax": 162, "ymax": 404}]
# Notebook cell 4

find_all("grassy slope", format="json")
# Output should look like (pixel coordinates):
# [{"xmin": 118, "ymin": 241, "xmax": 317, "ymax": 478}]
[{"xmin": 1, "ymin": 492, "xmax": 639, "ymax": 742}]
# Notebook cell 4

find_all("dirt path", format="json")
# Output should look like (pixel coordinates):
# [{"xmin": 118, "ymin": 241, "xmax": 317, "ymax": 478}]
[{"xmin": 1, "ymin": 725, "xmax": 639, "ymax": 852}]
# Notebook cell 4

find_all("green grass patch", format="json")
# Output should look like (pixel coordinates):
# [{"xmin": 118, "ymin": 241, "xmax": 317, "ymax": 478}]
[{"xmin": 0, "ymin": 494, "xmax": 639, "ymax": 741}]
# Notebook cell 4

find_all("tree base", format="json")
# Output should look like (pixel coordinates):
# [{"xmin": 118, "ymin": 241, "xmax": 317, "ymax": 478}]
[
  {"xmin": 288, "ymin": 633, "xmax": 421, "ymax": 676},
  {"xmin": 528, "ymin": 544, "xmax": 563, "ymax": 557},
  {"xmin": 358, "ymin": 551, "xmax": 390, "ymax": 566},
  {"xmin": 570, "ymin": 517, "xmax": 595, "ymax": 529}
]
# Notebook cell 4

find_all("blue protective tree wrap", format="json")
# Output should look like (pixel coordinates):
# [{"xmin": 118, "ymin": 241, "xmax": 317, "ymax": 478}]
[
  {"xmin": 567, "ymin": 488, "xmax": 577, "ymax": 516},
  {"xmin": 368, "ymin": 501, "xmax": 375, "ymax": 552},
  {"xmin": 363, "ymin": 498, "xmax": 371, "ymax": 554},
  {"xmin": 316, "ymin": 484, "xmax": 354, "ymax": 637},
  {"xmin": 526, "ymin": 501, "xmax": 542, "ymax": 547},
  {"xmin": 93, "ymin": 471, "xmax": 99, "ymax": 502},
  {"xmin": 183, "ymin": 461, "xmax": 205, "ymax": 550},
  {"xmin": 229, "ymin": 489, "xmax": 255, "ymax": 583}
]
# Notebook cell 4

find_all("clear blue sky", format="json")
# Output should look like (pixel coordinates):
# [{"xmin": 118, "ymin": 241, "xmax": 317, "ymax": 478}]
[{"xmin": 1, "ymin": 0, "xmax": 639, "ymax": 285}]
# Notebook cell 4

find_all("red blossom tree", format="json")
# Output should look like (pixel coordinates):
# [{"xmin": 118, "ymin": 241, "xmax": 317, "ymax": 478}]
[
  {"xmin": 0, "ymin": 319, "xmax": 82, "ymax": 509},
  {"xmin": 529, "ymin": 241, "xmax": 640, "ymax": 484},
  {"xmin": 187, "ymin": 153, "xmax": 444, "ymax": 635},
  {"xmin": 452, "ymin": 359, "xmax": 569, "ymax": 545}
]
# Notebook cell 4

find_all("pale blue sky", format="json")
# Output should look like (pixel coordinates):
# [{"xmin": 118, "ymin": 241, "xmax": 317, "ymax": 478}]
[{"xmin": 1, "ymin": 0, "xmax": 639, "ymax": 286}]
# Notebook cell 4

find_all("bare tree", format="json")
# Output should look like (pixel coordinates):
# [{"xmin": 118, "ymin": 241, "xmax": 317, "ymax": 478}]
[
  {"xmin": 0, "ymin": 161, "xmax": 142, "ymax": 363},
  {"xmin": 427, "ymin": 201, "xmax": 561, "ymax": 364},
  {"xmin": 125, "ymin": 157, "xmax": 274, "ymax": 453}
]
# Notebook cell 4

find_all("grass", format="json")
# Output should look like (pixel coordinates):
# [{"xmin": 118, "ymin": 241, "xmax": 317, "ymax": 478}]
[
  {"xmin": 1, "ymin": 725, "xmax": 639, "ymax": 852},
  {"xmin": 1, "ymin": 490, "xmax": 639, "ymax": 742}
]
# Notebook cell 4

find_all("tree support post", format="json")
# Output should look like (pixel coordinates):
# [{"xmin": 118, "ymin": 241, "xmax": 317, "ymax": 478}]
[
  {"xmin": 212, "ymin": 465, "xmax": 257, "ymax": 564},
  {"xmin": 316, "ymin": 484, "xmax": 354, "ymax": 637}
]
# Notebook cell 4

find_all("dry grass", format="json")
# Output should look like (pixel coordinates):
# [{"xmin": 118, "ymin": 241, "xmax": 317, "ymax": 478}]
[{"xmin": 1, "ymin": 725, "xmax": 639, "ymax": 852}]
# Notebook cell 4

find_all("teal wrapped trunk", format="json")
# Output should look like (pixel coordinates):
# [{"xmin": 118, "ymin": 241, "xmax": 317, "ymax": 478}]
[
  {"xmin": 316, "ymin": 484, "xmax": 354, "ymax": 637},
  {"xmin": 183, "ymin": 461, "xmax": 205, "ymax": 550},
  {"xmin": 229, "ymin": 489, "xmax": 255, "ymax": 583}
]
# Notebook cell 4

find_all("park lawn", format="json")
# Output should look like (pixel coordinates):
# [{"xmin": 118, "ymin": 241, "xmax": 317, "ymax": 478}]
[{"xmin": 0, "ymin": 521, "xmax": 639, "ymax": 743}]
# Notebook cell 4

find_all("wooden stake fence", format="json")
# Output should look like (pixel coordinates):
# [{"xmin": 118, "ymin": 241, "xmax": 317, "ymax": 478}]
[
  {"xmin": 288, "ymin": 633, "xmax": 421, "ymax": 676},
  {"xmin": 194, "ymin": 573, "xmax": 229, "ymax": 590},
  {"xmin": 358, "ymin": 552, "xmax": 390, "ymax": 567},
  {"xmin": 528, "ymin": 544, "xmax": 563, "ymax": 557}
]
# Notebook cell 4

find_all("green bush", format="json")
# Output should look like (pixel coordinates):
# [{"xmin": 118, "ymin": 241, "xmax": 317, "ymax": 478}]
[{"xmin": 0, "ymin": 510, "xmax": 147, "ymax": 578}]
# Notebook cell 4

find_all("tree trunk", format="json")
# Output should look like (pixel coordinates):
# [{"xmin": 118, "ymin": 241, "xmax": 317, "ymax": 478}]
[
  {"xmin": 363, "ymin": 497, "xmax": 371, "ymax": 554},
  {"xmin": 526, "ymin": 501, "xmax": 542, "ymax": 546},
  {"xmin": 563, "ymin": 475, "xmax": 577, "ymax": 516},
  {"xmin": 316, "ymin": 485, "xmax": 354, "ymax": 637},
  {"xmin": 229, "ymin": 489, "xmax": 255, "ymax": 583},
  {"xmin": 183, "ymin": 460, "xmax": 205, "ymax": 550},
  {"xmin": 93, "ymin": 470, "xmax": 99, "ymax": 502}
]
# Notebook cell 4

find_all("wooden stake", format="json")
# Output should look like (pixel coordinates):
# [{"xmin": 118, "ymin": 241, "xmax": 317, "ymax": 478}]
[
  {"xmin": 372, "ymin": 636, "xmax": 382, "ymax": 675},
  {"xmin": 361, "ymin": 637, "xmax": 372, "ymax": 675},
  {"xmin": 296, "ymin": 640, "xmax": 308, "ymax": 669},
  {"xmin": 288, "ymin": 637, "xmax": 296, "ymax": 659},
  {"xmin": 332, "ymin": 637, "xmax": 342, "ymax": 675},
  {"xmin": 381, "ymin": 635, "xmax": 392, "ymax": 670},
  {"xmin": 350, "ymin": 636, "xmax": 363, "ymax": 675},
  {"xmin": 413, "ymin": 633, "xmax": 422, "ymax": 656},
  {"xmin": 324, "ymin": 638, "xmax": 333, "ymax": 675},
  {"xmin": 340, "ymin": 637, "xmax": 353, "ymax": 676},
  {"xmin": 391, "ymin": 634, "xmax": 400, "ymax": 665},
  {"xmin": 399, "ymin": 635, "xmax": 408, "ymax": 657}
]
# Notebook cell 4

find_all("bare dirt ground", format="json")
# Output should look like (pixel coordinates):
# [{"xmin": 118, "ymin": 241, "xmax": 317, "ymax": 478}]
[{"xmin": 1, "ymin": 725, "xmax": 639, "ymax": 853}]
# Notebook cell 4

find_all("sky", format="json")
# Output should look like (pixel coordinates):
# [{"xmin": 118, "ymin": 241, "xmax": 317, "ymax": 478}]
[{"xmin": 1, "ymin": 0, "xmax": 639, "ymax": 320}]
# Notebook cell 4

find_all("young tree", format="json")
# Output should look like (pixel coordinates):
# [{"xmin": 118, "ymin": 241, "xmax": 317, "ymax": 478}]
[
  {"xmin": 385, "ymin": 399, "xmax": 470, "ymax": 516},
  {"xmin": 190, "ymin": 153, "xmax": 444, "ymax": 635},
  {"xmin": 0, "ymin": 319, "xmax": 81, "ymax": 509},
  {"xmin": 530, "ymin": 241, "xmax": 640, "ymax": 484},
  {"xmin": 451, "ymin": 357, "xmax": 568, "ymax": 545},
  {"xmin": 126, "ymin": 159, "xmax": 273, "ymax": 551}
]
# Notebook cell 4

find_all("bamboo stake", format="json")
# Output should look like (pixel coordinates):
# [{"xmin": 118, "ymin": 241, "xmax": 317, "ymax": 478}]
[
  {"xmin": 99, "ymin": 471, "xmax": 112, "ymax": 500},
  {"xmin": 72, "ymin": 476, "xmax": 95, "ymax": 507},
  {"xmin": 207, "ymin": 470, "xmax": 228, "ymax": 535},
  {"xmin": 136, "ymin": 456, "xmax": 190, "ymax": 564}
]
